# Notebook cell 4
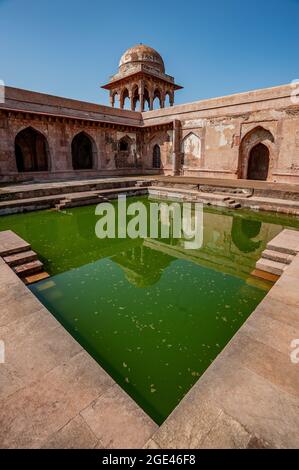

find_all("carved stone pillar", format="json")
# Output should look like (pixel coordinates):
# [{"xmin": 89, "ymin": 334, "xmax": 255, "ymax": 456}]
[
  {"xmin": 129, "ymin": 89, "xmax": 134, "ymax": 111},
  {"xmin": 149, "ymin": 90, "xmax": 154, "ymax": 111},
  {"xmin": 169, "ymin": 91, "xmax": 174, "ymax": 107},
  {"xmin": 172, "ymin": 119, "xmax": 182, "ymax": 175},
  {"xmin": 139, "ymin": 82, "xmax": 144, "ymax": 112},
  {"xmin": 119, "ymin": 93, "xmax": 124, "ymax": 110}
]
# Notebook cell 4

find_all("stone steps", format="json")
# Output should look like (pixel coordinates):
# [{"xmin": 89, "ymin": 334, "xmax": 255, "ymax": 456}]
[
  {"xmin": 3, "ymin": 249, "xmax": 38, "ymax": 267},
  {"xmin": 24, "ymin": 271, "xmax": 50, "ymax": 285},
  {"xmin": 0, "ymin": 178, "xmax": 146, "ymax": 202},
  {"xmin": 256, "ymin": 258, "xmax": 287, "ymax": 276},
  {"xmin": 251, "ymin": 268, "xmax": 280, "ymax": 283},
  {"xmin": 149, "ymin": 186, "xmax": 242, "ymax": 209},
  {"xmin": 0, "ymin": 230, "xmax": 31, "ymax": 257},
  {"xmin": 55, "ymin": 186, "xmax": 144, "ymax": 210},
  {"xmin": 252, "ymin": 229, "xmax": 299, "ymax": 282},
  {"xmin": 0, "ymin": 229, "xmax": 50, "ymax": 285},
  {"xmin": 226, "ymin": 198, "xmax": 241, "ymax": 209},
  {"xmin": 266, "ymin": 229, "xmax": 299, "ymax": 255},
  {"xmin": 0, "ymin": 186, "xmax": 148, "ymax": 214},
  {"xmin": 235, "ymin": 195, "xmax": 299, "ymax": 215},
  {"xmin": 261, "ymin": 249, "xmax": 294, "ymax": 265},
  {"xmin": 13, "ymin": 259, "xmax": 44, "ymax": 277}
]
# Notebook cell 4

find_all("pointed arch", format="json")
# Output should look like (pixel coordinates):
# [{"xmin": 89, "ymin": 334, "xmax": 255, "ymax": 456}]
[
  {"xmin": 143, "ymin": 85, "xmax": 150, "ymax": 111},
  {"xmin": 152, "ymin": 144, "xmax": 161, "ymax": 168},
  {"xmin": 181, "ymin": 132, "xmax": 201, "ymax": 167},
  {"xmin": 71, "ymin": 132, "xmax": 96, "ymax": 170},
  {"xmin": 132, "ymin": 85, "xmax": 140, "ymax": 111},
  {"xmin": 238, "ymin": 126, "xmax": 274, "ymax": 180},
  {"xmin": 15, "ymin": 127, "xmax": 49, "ymax": 172},
  {"xmin": 153, "ymin": 88, "xmax": 162, "ymax": 109},
  {"xmin": 120, "ymin": 88, "xmax": 130, "ymax": 109},
  {"xmin": 116, "ymin": 135, "xmax": 133, "ymax": 168}
]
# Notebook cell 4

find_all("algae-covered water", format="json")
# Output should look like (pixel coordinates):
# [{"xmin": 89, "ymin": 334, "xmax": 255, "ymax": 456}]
[{"xmin": 0, "ymin": 197, "xmax": 298, "ymax": 424}]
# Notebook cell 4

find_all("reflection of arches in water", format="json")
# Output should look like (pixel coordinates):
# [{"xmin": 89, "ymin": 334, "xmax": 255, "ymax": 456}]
[
  {"xmin": 76, "ymin": 210, "xmax": 95, "ymax": 240},
  {"xmin": 231, "ymin": 217, "xmax": 262, "ymax": 253}
]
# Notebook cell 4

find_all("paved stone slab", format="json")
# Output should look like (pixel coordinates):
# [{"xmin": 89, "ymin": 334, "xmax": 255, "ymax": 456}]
[
  {"xmin": 3, "ymin": 250, "xmax": 38, "ymax": 267},
  {"xmin": 0, "ymin": 230, "xmax": 30, "ymax": 257},
  {"xmin": 40, "ymin": 415, "xmax": 99, "ymax": 449},
  {"xmin": 24, "ymin": 271, "xmax": 50, "ymax": 284},
  {"xmin": 256, "ymin": 258, "xmax": 287, "ymax": 276},
  {"xmin": 267, "ymin": 229, "xmax": 299, "ymax": 255},
  {"xmin": 221, "ymin": 331, "xmax": 299, "ymax": 399},
  {"xmin": 81, "ymin": 383, "xmax": 158, "ymax": 449},
  {"xmin": 251, "ymin": 268, "xmax": 279, "ymax": 283},
  {"xmin": 0, "ymin": 308, "xmax": 82, "ymax": 393},
  {"xmin": 0, "ymin": 352, "xmax": 114, "ymax": 448},
  {"xmin": 13, "ymin": 259, "xmax": 43, "ymax": 276},
  {"xmin": 198, "ymin": 410, "xmax": 252, "ymax": 449},
  {"xmin": 262, "ymin": 249, "xmax": 294, "ymax": 265}
]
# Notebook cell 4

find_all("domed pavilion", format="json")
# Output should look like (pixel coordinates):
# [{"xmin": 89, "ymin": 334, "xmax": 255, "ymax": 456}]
[{"xmin": 101, "ymin": 44, "xmax": 182, "ymax": 111}]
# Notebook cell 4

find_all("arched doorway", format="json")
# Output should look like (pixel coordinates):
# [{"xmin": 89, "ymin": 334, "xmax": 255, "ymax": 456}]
[
  {"xmin": 153, "ymin": 144, "xmax": 161, "ymax": 168},
  {"xmin": 15, "ymin": 127, "xmax": 49, "ymax": 172},
  {"xmin": 72, "ymin": 132, "xmax": 94, "ymax": 170},
  {"xmin": 116, "ymin": 135, "xmax": 132, "ymax": 168},
  {"xmin": 238, "ymin": 126, "xmax": 274, "ymax": 180},
  {"xmin": 247, "ymin": 143, "xmax": 269, "ymax": 180}
]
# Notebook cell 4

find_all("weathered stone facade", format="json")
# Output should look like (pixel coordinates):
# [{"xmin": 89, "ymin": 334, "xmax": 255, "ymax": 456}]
[{"xmin": 0, "ymin": 45, "xmax": 299, "ymax": 183}]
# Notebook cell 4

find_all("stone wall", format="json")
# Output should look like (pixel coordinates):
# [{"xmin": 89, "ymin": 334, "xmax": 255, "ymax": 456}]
[
  {"xmin": 1, "ymin": 84, "xmax": 299, "ymax": 183},
  {"xmin": 142, "ymin": 83, "xmax": 299, "ymax": 183}
]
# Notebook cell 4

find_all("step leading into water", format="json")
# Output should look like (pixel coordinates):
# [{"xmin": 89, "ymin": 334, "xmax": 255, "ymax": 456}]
[
  {"xmin": 256, "ymin": 258, "xmax": 287, "ymax": 276},
  {"xmin": 13, "ymin": 259, "xmax": 43, "ymax": 277},
  {"xmin": 3, "ymin": 250, "xmax": 38, "ymax": 267},
  {"xmin": 266, "ymin": 229, "xmax": 299, "ymax": 255},
  {"xmin": 261, "ymin": 249, "xmax": 294, "ymax": 265},
  {"xmin": 0, "ymin": 230, "xmax": 31, "ymax": 257},
  {"xmin": 24, "ymin": 271, "xmax": 50, "ymax": 285}
]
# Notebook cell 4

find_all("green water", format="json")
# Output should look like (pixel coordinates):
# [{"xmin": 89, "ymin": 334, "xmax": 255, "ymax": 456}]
[{"xmin": 0, "ymin": 197, "xmax": 298, "ymax": 424}]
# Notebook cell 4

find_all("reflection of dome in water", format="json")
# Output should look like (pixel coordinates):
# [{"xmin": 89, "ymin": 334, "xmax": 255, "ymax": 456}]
[
  {"xmin": 111, "ymin": 246, "xmax": 173, "ymax": 288},
  {"xmin": 123, "ymin": 267, "xmax": 162, "ymax": 288}
]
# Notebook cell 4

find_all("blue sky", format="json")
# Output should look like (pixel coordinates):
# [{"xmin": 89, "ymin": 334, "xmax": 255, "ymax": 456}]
[{"xmin": 0, "ymin": 0, "xmax": 298, "ymax": 106}]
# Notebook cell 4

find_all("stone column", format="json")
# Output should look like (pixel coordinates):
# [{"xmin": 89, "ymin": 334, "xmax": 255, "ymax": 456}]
[
  {"xmin": 139, "ymin": 81, "xmax": 144, "ymax": 112},
  {"xmin": 129, "ymin": 89, "xmax": 134, "ymax": 111},
  {"xmin": 172, "ymin": 119, "xmax": 182, "ymax": 175},
  {"xmin": 149, "ymin": 90, "xmax": 154, "ymax": 111},
  {"xmin": 140, "ymin": 94, "xmax": 144, "ymax": 112},
  {"xmin": 110, "ymin": 92, "xmax": 115, "ymax": 108},
  {"xmin": 119, "ymin": 90, "xmax": 124, "ymax": 110},
  {"xmin": 169, "ymin": 91, "xmax": 174, "ymax": 107}
]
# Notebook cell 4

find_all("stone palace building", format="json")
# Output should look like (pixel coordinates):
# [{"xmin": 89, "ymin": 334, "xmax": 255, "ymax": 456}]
[{"xmin": 0, "ymin": 44, "xmax": 299, "ymax": 183}]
